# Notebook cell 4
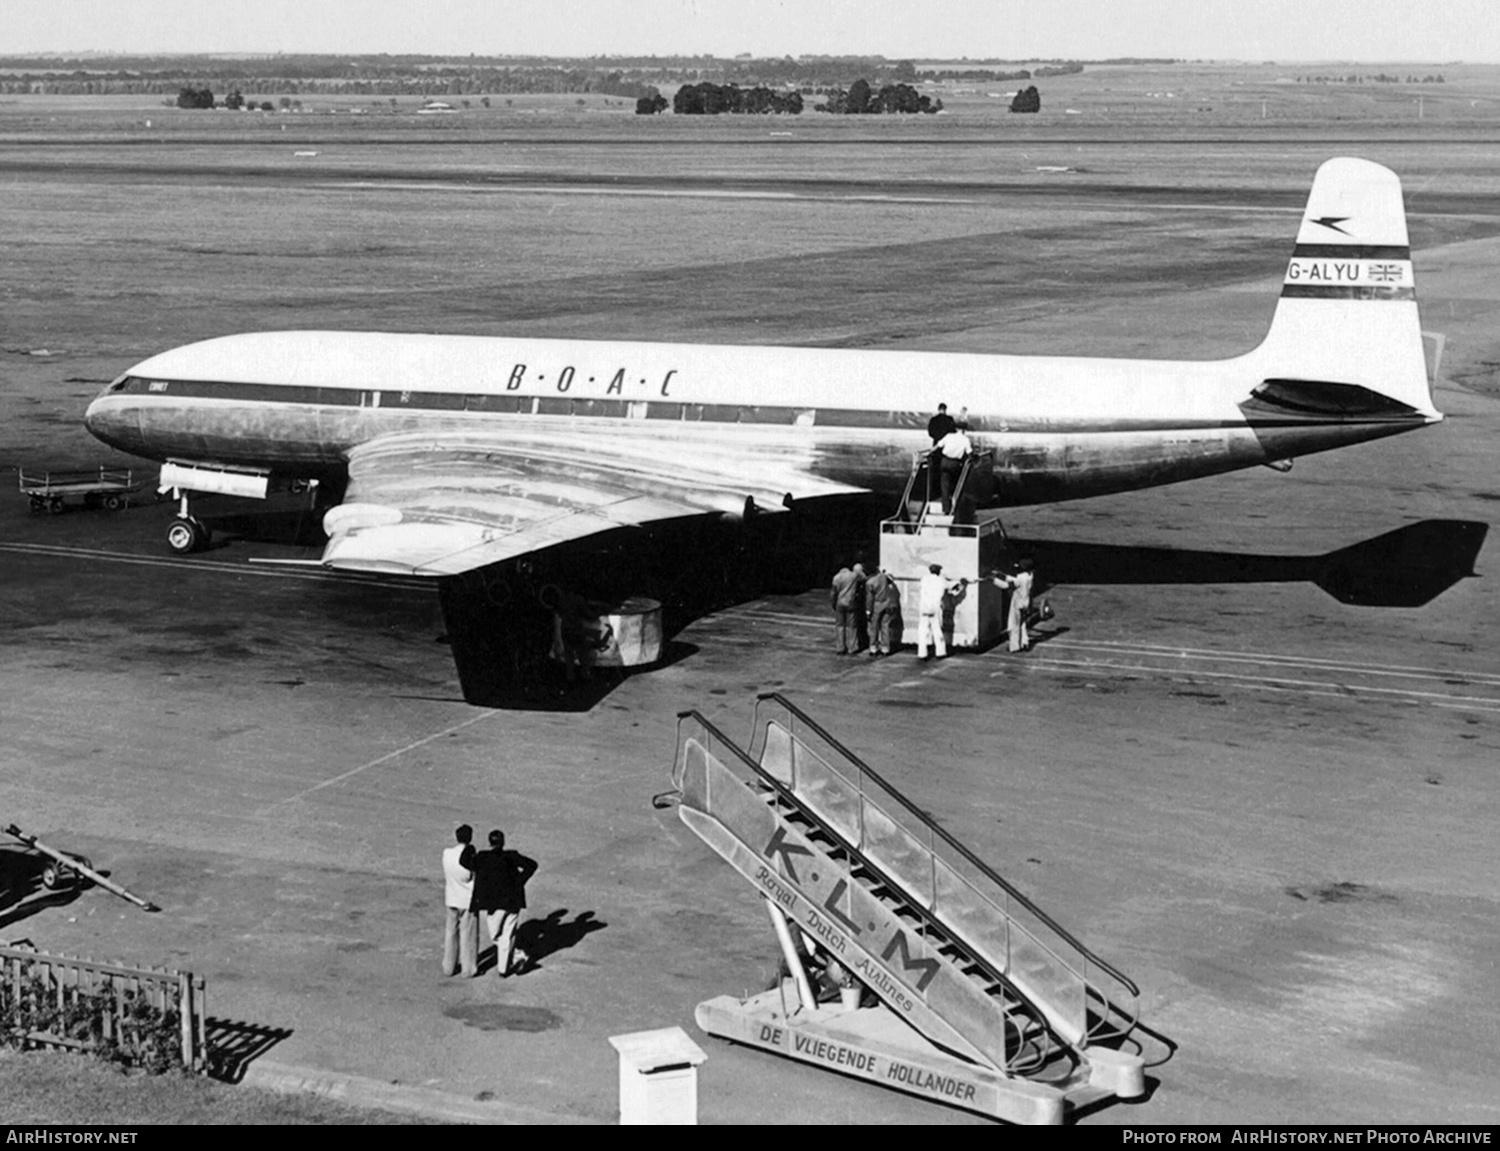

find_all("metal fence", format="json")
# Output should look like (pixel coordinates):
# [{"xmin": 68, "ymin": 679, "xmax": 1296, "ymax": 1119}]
[{"xmin": 0, "ymin": 942, "xmax": 207, "ymax": 1071}]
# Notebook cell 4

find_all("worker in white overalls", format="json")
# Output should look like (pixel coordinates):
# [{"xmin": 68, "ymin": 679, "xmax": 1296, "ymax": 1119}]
[
  {"xmin": 992, "ymin": 559, "xmax": 1036, "ymax": 653},
  {"xmin": 916, "ymin": 563, "xmax": 965, "ymax": 660}
]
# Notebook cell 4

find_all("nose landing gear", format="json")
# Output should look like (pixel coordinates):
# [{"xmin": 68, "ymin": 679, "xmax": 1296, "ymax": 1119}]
[
  {"xmin": 166, "ymin": 514, "xmax": 211, "ymax": 554},
  {"xmin": 164, "ymin": 486, "xmax": 212, "ymax": 553}
]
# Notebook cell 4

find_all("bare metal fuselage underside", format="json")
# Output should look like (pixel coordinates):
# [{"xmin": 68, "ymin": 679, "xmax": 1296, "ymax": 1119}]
[{"xmin": 85, "ymin": 385, "xmax": 1422, "ymax": 510}]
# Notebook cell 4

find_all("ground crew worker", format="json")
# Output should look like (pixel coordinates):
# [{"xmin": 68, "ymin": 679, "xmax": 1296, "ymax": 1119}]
[
  {"xmin": 936, "ymin": 425, "xmax": 972, "ymax": 515},
  {"xmin": 865, "ymin": 565, "xmax": 902, "ymax": 657},
  {"xmin": 926, "ymin": 403, "xmax": 957, "ymax": 444},
  {"xmin": 916, "ymin": 563, "xmax": 965, "ymax": 660},
  {"xmin": 993, "ymin": 559, "xmax": 1036, "ymax": 653},
  {"xmin": 829, "ymin": 561, "xmax": 866, "ymax": 655}
]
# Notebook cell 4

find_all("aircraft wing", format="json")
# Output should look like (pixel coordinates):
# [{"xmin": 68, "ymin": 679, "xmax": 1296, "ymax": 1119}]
[{"xmin": 319, "ymin": 428, "xmax": 864, "ymax": 577}]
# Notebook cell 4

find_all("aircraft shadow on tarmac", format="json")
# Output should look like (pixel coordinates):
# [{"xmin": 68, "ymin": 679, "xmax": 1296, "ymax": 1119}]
[
  {"xmin": 201, "ymin": 508, "xmax": 329, "ymax": 550},
  {"xmin": 1012, "ymin": 518, "xmax": 1488, "ymax": 608},
  {"xmin": 189, "ymin": 503, "xmax": 1485, "ymax": 709},
  {"xmin": 477, "ymin": 908, "xmax": 606, "ymax": 977},
  {"xmin": 401, "ymin": 639, "xmax": 701, "ymax": 712},
  {"xmin": 203, "ymin": 1018, "xmax": 296, "ymax": 1083}
]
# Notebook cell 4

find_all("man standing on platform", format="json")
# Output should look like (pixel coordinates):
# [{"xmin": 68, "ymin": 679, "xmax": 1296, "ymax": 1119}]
[
  {"xmin": 926, "ymin": 402, "xmax": 957, "ymax": 445},
  {"xmin": 936, "ymin": 424, "xmax": 972, "ymax": 515},
  {"xmin": 926, "ymin": 403, "xmax": 959, "ymax": 506}
]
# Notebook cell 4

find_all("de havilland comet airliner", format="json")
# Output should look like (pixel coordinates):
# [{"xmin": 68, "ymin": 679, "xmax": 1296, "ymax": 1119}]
[{"xmin": 85, "ymin": 158, "xmax": 1441, "ymax": 697}]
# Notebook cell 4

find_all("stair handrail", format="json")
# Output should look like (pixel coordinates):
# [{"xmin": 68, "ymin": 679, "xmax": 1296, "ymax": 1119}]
[
  {"xmin": 750, "ymin": 692, "xmax": 1140, "ymax": 1034},
  {"xmin": 673, "ymin": 708, "xmax": 1062, "ymax": 1072},
  {"xmin": 747, "ymin": 705, "xmax": 1101, "ymax": 1048}
]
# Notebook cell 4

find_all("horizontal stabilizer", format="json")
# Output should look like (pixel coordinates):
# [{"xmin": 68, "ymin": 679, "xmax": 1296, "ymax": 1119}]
[{"xmin": 1242, "ymin": 379, "xmax": 1425, "ymax": 421}]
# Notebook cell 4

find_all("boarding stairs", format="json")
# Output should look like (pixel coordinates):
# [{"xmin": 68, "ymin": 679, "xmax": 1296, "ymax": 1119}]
[
  {"xmin": 669, "ymin": 694, "xmax": 1144, "ymax": 1123},
  {"xmin": 889, "ymin": 447, "xmax": 997, "ymax": 531}
]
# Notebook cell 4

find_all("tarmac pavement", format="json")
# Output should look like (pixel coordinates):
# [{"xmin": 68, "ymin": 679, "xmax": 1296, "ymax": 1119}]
[{"xmin": 1, "ymin": 236, "xmax": 1496, "ymax": 1125}]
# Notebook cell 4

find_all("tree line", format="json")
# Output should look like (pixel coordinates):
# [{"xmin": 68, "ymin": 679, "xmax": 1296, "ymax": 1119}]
[
  {"xmin": 641, "ymin": 79, "xmax": 947, "ymax": 115},
  {"xmin": 817, "ymin": 81, "xmax": 942, "ymax": 114},
  {"xmin": 0, "ymin": 52, "xmax": 1086, "ymax": 99},
  {"xmin": 666, "ymin": 82, "xmax": 803, "ymax": 114},
  {"xmin": 1296, "ymin": 73, "xmax": 1446, "ymax": 84}
]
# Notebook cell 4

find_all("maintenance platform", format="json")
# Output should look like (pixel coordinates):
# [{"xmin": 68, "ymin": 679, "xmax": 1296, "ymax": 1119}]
[{"xmin": 879, "ymin": 448, "xmax": 1011, "ymax": 650}]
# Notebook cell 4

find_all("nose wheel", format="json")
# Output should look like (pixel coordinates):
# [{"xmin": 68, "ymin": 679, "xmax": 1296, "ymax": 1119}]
[
  {"xmin": 165, "ymin": 487, "xmax": 211, "ymax": 554},
  {"xmin": 167, "ymin": 516, "xmax": 211, "ymax": 554}
]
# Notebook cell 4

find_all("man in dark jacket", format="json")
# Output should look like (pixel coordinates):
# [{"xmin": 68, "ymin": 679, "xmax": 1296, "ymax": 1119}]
[
  {"xmin": 926, "ymin": 403, "xmax": 956, "ymax": 444},
  {"xmin": 470, "ymin": 830, "xmax": 539, "ymax": 977},
  {"xmin": 864, "ymin": 566, "xmax": 903, "ymax": 657},
  {"xmin": 829, "ymin": 562, "xmax": 866, "ymax": 655}
]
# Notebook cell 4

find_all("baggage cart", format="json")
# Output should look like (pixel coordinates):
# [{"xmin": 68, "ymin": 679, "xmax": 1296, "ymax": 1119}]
[{"xmin": 18, "ymin": 466, "xmax": 142, "ymax": 514}]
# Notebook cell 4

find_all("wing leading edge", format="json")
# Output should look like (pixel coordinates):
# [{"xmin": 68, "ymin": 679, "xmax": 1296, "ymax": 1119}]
[{"xmin": 320, "ymin": 428, "xmax": 865, "ymax": 577}]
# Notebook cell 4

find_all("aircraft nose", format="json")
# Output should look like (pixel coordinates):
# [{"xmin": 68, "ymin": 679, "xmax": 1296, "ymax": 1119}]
[
  {"xmin": 83, "ymin": 393, "xmax": 110, "ymax": 437},
  {"xmin": 84, "ymin": 386, "xmax": 140, "ymax": 454}
]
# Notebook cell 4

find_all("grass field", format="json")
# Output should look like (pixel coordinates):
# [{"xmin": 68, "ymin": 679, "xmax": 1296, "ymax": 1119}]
[{"xmin": 0, "ymin": 1050, "xmax": 425, "ymax": 1124}]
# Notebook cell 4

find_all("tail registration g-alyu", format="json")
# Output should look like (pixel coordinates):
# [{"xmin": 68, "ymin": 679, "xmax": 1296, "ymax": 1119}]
[{"xmin": 85, "ymin": 158, "xmax": 1441, "ymax": 694}]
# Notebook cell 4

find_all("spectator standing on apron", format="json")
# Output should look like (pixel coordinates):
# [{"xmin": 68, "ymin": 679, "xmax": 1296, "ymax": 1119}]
[
  {"xmin": 471, "ymin": 829, "xmax": 539, "ymax": 978},
  {"xmin": 441, "ymin": 824, "xmax": 478, "ymax": 977}
]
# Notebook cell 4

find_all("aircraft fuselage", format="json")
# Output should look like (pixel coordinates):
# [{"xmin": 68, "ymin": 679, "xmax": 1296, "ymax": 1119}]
[{"xmin": 84, "ymin": 329, "xmax": 1432, "ymax": 509}]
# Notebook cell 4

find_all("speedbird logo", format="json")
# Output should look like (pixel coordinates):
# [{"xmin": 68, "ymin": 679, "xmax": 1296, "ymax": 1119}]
[{"xmin": 1310, "ymin": 215, "xmax": 1352, "ymax": 235}]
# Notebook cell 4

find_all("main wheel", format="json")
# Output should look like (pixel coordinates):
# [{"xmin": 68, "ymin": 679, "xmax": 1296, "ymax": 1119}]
[
  {"xmin": 167, "ymin": 517, "xmax": 201, "ymax": 554},
  {"xmin": 102, "ymin": 493, "xmax": 127, "ymax": 511},
  {"xmin": 47, "ymin": 497, "xmax": 65, "ymax": 515}
]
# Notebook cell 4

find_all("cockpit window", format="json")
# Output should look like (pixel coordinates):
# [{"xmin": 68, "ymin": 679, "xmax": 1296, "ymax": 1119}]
[{"xmin": 98, "ymin": 376, "xmax": 168, "ymax": 396}]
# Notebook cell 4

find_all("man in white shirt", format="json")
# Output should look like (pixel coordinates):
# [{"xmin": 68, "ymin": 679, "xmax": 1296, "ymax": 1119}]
[
  {"xmin": 994, "ymin": 560, "xmax": 1036, "ymax": 653},
  {"xmin": 441, "ymin": 824, "xmax": 478, "ymax": 977},
  {"xmin": 916, "ymin": 563, "xmax": 965, "ymax": 660},
  {"xmin": 936, "ymin": 427, "xmax": 972, "ymax": 515}
]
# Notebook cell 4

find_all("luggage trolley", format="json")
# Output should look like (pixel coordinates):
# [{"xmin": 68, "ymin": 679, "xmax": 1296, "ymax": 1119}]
[{"xmin": 18, "ymin": 466, "xmax": 142, "ymax": 515}]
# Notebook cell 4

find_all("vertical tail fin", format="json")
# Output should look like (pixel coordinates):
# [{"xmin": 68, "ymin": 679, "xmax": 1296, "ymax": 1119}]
[{"xmin": 1253, "ymin": 158, "xmax": 1440, "ymax": 420}]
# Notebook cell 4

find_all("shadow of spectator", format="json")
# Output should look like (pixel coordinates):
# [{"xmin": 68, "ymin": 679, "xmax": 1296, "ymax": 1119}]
[{"xmin": 509, "ymin": 909, "xmax": 606, "ymax": 973}]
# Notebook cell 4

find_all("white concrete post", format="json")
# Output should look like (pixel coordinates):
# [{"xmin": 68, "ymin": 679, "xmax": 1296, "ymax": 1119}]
[{"xmin": 608, "ymin": 1026, "xmax": 708, "ymax": 1125}]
